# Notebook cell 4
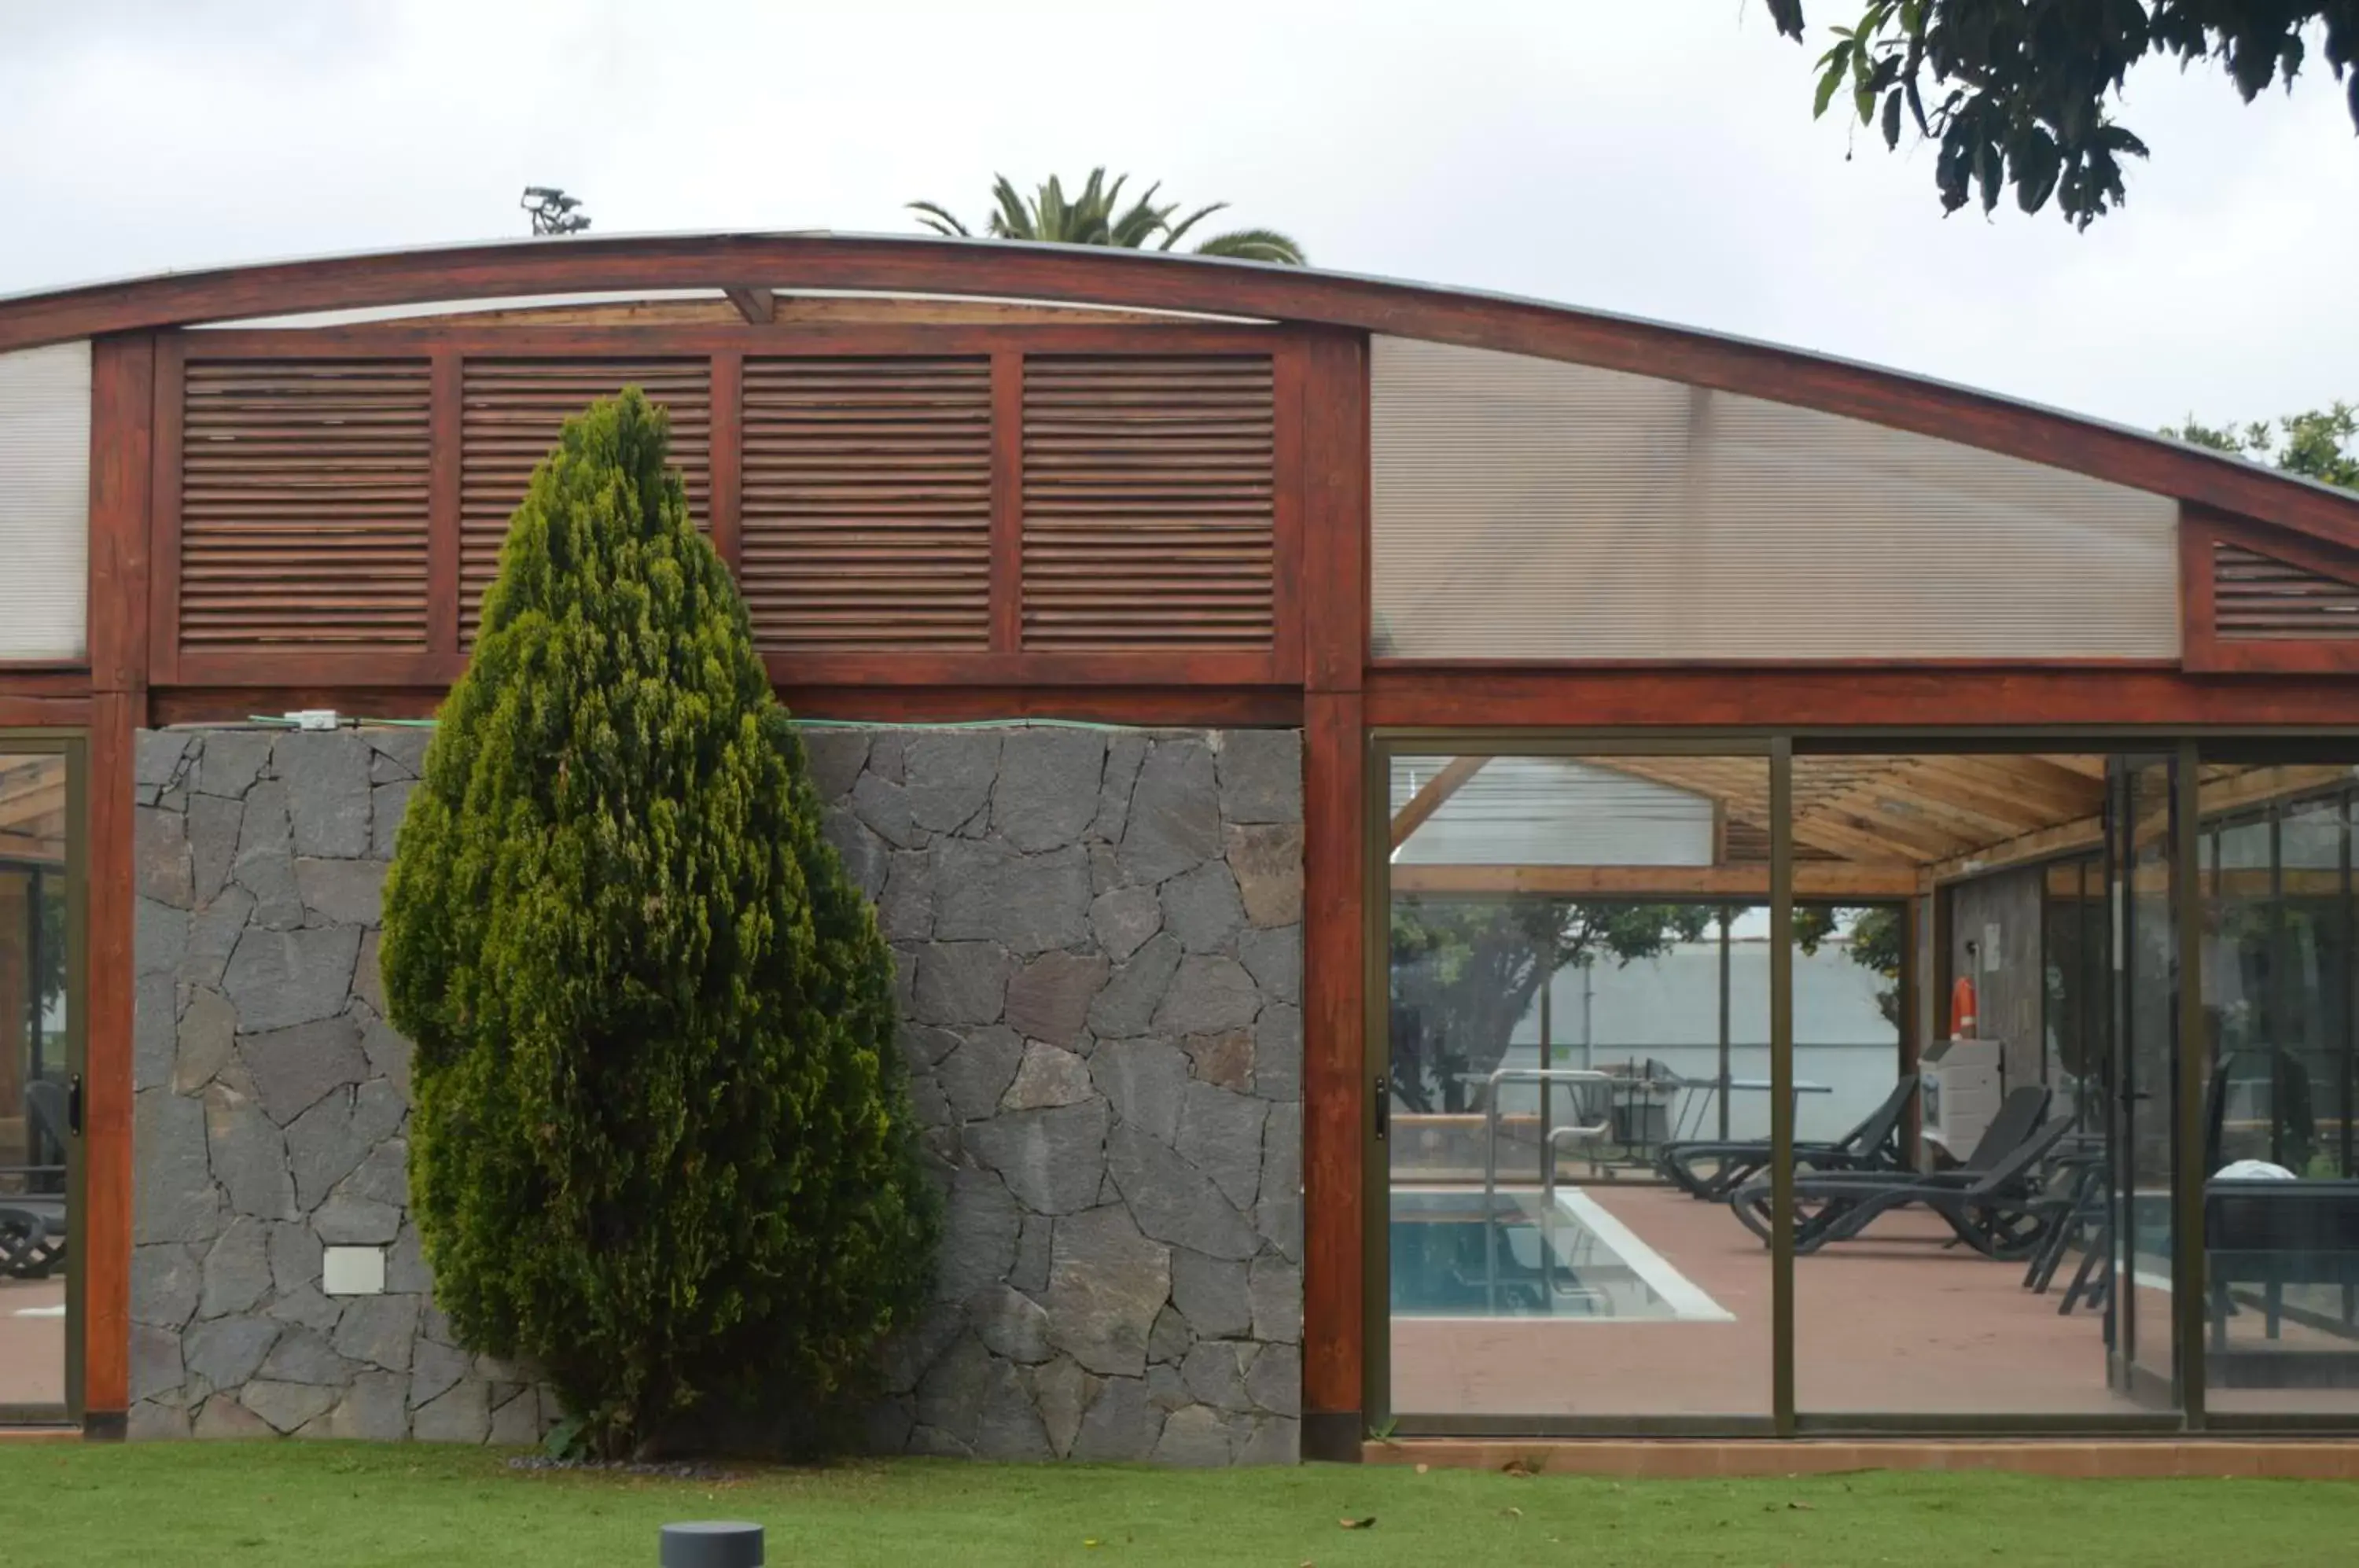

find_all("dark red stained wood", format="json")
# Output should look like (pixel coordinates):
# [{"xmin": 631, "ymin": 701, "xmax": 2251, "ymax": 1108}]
[
  {"xmin": 1364, "ymin": 666, "xmax": 2359, "ymax": 730},
  {"xmin": 1268, "ymin": 340, "xmax": 1307, "ymax": 683},
  {"xmin": 708, "ymin": 349, "xmax": 743, "ymax": 572},
  {"xmin": 428, "ymin": 349, "xmax": 462, "ymax": 655},
  {"xmin": 0, "ymin": 669, "xmax": 92, "ymax": 699},
  {"xmin": 1297, "ymin": 333, "xmax": 1373, "ymax": 1425},
  {"xmin": 85, "ymin": 700, "xmax": 134, "ymax": 1420},
  {"xmin": 2181, "ymin": 506, "xmax": 2224, "ymax": 675},
  {"xmin": 0, "ymin": 695, "xmax": 93, "ymax": 726},
  {"xmin": 148, "ymin": 683, "xmax": 1301, "ymax": 729},
  {"xmin": 88, "ymin": 335, "xmax": 156, "ymax": 694},
  {"xmin": 146, "ymin": 333, "xmax": 185, "ymax": 686},
  {"xmin": 723, "ymin": 285, "xmax": 775, "ymax": 324},
  {"xmin": 8, "ymin": 237, "xmax": 2357, "ymax": 550},
  {"xmin": 172, "ymin": 651, "xmax": 469, "ymax": 690},
  {"xmin": 760, "ymin": 650, "xmax": 1286, "ymax": 688},
  {"xmin": 2182, "ymin": 505, "xmax": 2359, "ymax": 674},
  {"xmin": 84, "ymin": 337, "xmax": 156, "ymax": 1423},
  {"xmin": 1299, "ymin": 335, "xmax": 1368, "ymax": 694},
  {"xmin": 990, "ymin": 351, "xmax": 1024, "ymax": 653},
  {"xmin": 1301, "ymin": 689, "xmax": 1365, "ymax": 1419},
  {"xmin": 149, "ymin": 687, "xmax": 450, "ymax": 724},
  {"xmin": 177, "ymin": 323, "xmax": 1293, "ymax": 360}
]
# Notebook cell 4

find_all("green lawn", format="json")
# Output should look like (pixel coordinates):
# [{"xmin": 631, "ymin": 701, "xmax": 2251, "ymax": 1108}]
[{"xmin": 6, "ymin": 1441, "xmax": 2356, "ymax": 1567}]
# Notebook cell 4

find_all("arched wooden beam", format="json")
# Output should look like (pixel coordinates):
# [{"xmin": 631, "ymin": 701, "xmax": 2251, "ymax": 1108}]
[{"xmin": 4, "ymin": 231, "xmax": 2357, "ymax": 547}]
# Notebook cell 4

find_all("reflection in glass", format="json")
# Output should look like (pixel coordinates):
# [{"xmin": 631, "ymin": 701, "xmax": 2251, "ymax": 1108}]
[
  {"xmin": 0, "ymin": 751, "xmax": 69, "ymax": 1411},
  {"xmin": 2202, "ymin": 779, "xmax": 2359, "ymax": 1414},
  {"xmin": 1386, "ymin": 753, "xmax": 1772, "ymax": 1419}
]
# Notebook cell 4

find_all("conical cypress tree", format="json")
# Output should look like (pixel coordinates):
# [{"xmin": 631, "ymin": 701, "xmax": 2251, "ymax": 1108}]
[{"xmin": 380, "ymin": 389, "xmax": 936, "ymax": 1456}]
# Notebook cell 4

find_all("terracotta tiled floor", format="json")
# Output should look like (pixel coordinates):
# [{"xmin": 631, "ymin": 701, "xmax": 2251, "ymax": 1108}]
[
  {"xmin": 1392, "ymin": 1182, "xmax": 2356, "ymax": 1419},
  {"xmin": 0, "ymin": 1275, "xmax": 64, "ymax": 1408}
]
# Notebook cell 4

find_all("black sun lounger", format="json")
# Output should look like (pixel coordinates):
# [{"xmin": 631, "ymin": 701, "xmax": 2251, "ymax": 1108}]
[
  {"xmin": 1654, "ymin": 1074, "xmax": 1918, "ymax": 1200},
  {"xmin": 1728, "ymin": 1084, "xmax": 2066, "ymax": 1257}
]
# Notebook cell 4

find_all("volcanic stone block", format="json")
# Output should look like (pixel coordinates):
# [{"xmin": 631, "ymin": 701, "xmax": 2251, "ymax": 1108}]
[
  {"xmin": 1003, "ymin": 951, "xmax": 1110, "ymax": 1047},
  {"xmin": 1223, "ymin": 823, "xmax": 1303, "ymax": 928},
  {"xmin": 196, "ymin": 731, "xmax": 273, "ymax": 799},
  {"xmin": 1086, "ymin": 933, "xmax": 1182, "ymax": 1039},
  {"xmin": 966, "ymin": 1099, "xmax": 1110, "ymax": 1216},
  {"xmin": 932, "ymin": 841, "xmax": 1091, "ymax": 954},
  {"xmin": 1045, "ymin": 1204, "xmax": 1172, "ymax": 1377},
  {"xmin": 800, "ymin": 728, "xmax": 870, "ymax": 802},
  {"xmin": 1235, "ymin": 924, "xmax": 1300, "ymax": 1006},
  {"xmin": 137, "ymin": 805, "xmax": 194, "ymax": 907},
  {"xmin": 1087, "ymin": 885, "xmax": 1161, "ymax": 963},
  {"xmin": 1154, "ymin": 1403, "xmax": 1233, "ymax": 1467},
  {"xmin": 1088, "ymin": 1038, "xmax": 1191, "ymax": 1147},
  {"xmin": 935, "ymin": 1169, "xmax": 1021, "ymax": 1301},
  {"xmin": 1091, "ymin": 733, "xmax": 1150, "ymax": 844},
  {"xmin": 1159, "ymin": 860, "xmax": 1246, "ymax": 955},
  {"xmin": 992, "ymin": 727, "xmax": 1106, "ymax": 852},
  {"xmin": 1215, "ymin": 731, "xmax": 1301, "ymax": 825},
  {"xmin": 1117, "ymin": 742, "xmax": 1221, "ymax": 886},
  {"xmin": 1069, "ymin": 1375, "xmax": 1164, "ymax": 1462},
  {"xmin": 134, "ymin": 1088, "xmax": 223, "ymax": 1245},
  {"xmin": 277, "ymin": 731, "xmax": 374, "ymax": 858},
  {"xmin": 204, "ymin": 1085, "xmax": 296, "ymax": 1220},
  {"xmin": 1030, "ymin": 1356, "xmax": 1095, "ymax": 1459},
  {"xmin": 1107, "ymin": 1123, "xmax": 1258, "ymax": 1261},
  {"xmin": 1001, "ymin": 1042, "xmax": 1095, "ymax": 1111},
  {"xmin": 903, "ymin": 731, "xmax": 1002, "ymax": 833},
  {"xmin": 1176, "ymin": 1081, "xmax": 1267, "ymax": 1210},
  {"xmin": 1169, "ymin": 1248, "xmax": 1253, "ymax": 1340},
  {"xmin": 910, "ymin": 943, "xmax": 1013, "ymax": 1026},
  {"xmin": 1153, "ymin": 956, "xmax": 1261, "ymax": 1036},
  {"xmin": 237, "ymin": 1014, "xmax": 368, "ymax": 1127},
  {"xmin": 223, "ymin": 925, "xmax": 363, "ymax": 1036}
]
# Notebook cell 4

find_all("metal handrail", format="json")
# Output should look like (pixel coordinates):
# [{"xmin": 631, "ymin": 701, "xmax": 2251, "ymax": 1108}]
[{"xmin": 1483, "ymin": 1067, "xmax": 1613, "ymax": 1310}]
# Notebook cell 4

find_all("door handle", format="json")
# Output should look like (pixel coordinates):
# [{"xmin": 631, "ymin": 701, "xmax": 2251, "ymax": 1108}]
[
  {"xmin": 67, "ymin": 1073, "xmax": 82, "ymax": 1137},
  {"xmin": 1373, "ymin": 1077, "xmax": 1389, "ymax": 1141}
]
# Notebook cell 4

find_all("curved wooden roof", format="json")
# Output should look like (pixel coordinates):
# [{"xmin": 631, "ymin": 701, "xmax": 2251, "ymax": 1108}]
[{"xmin": 6, "ymin": 230, "xmax": 2356, "ymax": 547}]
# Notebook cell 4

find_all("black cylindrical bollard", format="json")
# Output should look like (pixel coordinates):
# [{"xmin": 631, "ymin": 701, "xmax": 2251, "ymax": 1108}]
[{"xmin": 659, "ymin": 1520, "xmax": 764, "ymax": 1568}]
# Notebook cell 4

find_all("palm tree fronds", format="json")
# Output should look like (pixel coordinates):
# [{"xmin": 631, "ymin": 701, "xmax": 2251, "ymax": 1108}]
[
  {"xmin": 905, "ymin": 201, "xmax": 970, "ymax": 238},
  {"xmin": 908, "ymin": 170, "xmax": 1305, "ymax": 265},
  {"xmin": 1156, "ymin": 201, "xmax": 1229, "ymax": 251},
  {"xmin": 1192, "ymin": 226, "xmax": 1307, "ymax": 265}
]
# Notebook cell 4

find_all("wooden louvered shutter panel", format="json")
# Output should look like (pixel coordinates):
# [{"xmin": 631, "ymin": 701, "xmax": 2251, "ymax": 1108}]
[
  {"xmin": 2214, "ymin": 543, "xmax": 2359, "ymax": 639},
  {"xmin": 179, "ymin": 359, "xmax": 432, "ymax": 648},
  {"xmin": 1021, "ymin": 355, "xmax": 1275, "ymax": 649},
  {"xmin": 458, "ymin": 359, "xmax": 711, "ymax": 645},
  {"xmin": 740, "ymin": 359, "xmax": 992, "ymax": 648}
]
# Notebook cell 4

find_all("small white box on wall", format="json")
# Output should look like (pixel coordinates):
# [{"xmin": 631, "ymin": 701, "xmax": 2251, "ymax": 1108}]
[{"xmin": 322, "ymin": 1246, "xmax": 387, "ymax": 1296}]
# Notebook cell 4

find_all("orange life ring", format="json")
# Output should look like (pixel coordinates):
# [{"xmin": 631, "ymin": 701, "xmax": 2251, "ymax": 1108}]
[{"xmin": 1949, "ymin": 974, "xmax": 1978, "ymax": 1039}]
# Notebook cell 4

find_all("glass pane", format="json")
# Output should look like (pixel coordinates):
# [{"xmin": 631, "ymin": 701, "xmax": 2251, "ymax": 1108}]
[
  {"xmin": 1368, "ymin": 338, "xmax": 2179, "ymax": 661},
  {"xmin": 0, "ymin": 752, "xmax": 69, "ymax": 1409},
  {"xmin": 2108, "ymin": 758, "xmax": 2180, "ymax": 1404},
  {"xmin": 1386, "ymin": 753, "xmax": 1769, "ymax": 1420},
  {"xmin": 1794, "ymin": 753, "xmax": 2131, "ymax": 1415},
  {"xmin": 2205, "ymin": 775, "xmax": 2359, "ymax": 1415}
]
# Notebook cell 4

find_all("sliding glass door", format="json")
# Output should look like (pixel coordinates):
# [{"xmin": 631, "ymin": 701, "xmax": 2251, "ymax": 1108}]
[{"xmin": 0, "ymin": 741, "xmax": 77, "ymax": 1423}]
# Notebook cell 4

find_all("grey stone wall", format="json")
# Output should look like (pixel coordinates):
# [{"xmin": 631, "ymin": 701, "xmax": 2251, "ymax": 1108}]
[
  {"xmin": 128, "ymin": 721, "xmax": 1304, "ymax": 1465},
  {"xmin": 809, "ymin": 726, "xmax": 1304, "ymax": 1466},
  {"xmin": 128, "ymin": 724, "xmax": 548, "ymax": 1442}
]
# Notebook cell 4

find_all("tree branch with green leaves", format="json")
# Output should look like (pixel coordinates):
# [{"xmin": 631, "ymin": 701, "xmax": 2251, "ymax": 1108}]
[{"xmin": 1769, "ymin": 2, "xmax": 2359, "ymax": 228}]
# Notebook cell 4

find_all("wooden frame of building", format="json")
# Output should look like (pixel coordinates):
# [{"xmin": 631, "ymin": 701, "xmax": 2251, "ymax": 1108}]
[{"xmin": 5, "ymin": 232, "xmax": 2359, "ymax": 1454}]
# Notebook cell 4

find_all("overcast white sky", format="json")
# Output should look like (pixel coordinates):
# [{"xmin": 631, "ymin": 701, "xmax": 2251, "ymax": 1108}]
[{"xmin": 3, "ymin": 1, "xmax": 2351, "ymax": 432}]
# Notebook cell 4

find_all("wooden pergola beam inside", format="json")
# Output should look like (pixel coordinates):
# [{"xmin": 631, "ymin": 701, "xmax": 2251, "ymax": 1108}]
[
  {"xmin": 1389, "ymin": 861, "xmax": 1921, "ymax": 900},
  {"xmin": 1389, "ymin": 755, "xmax": 1488, "ymax": 849},
  {"xmin": 723, "ymin": 284, "xmax": 775, "ymax": 324}
]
